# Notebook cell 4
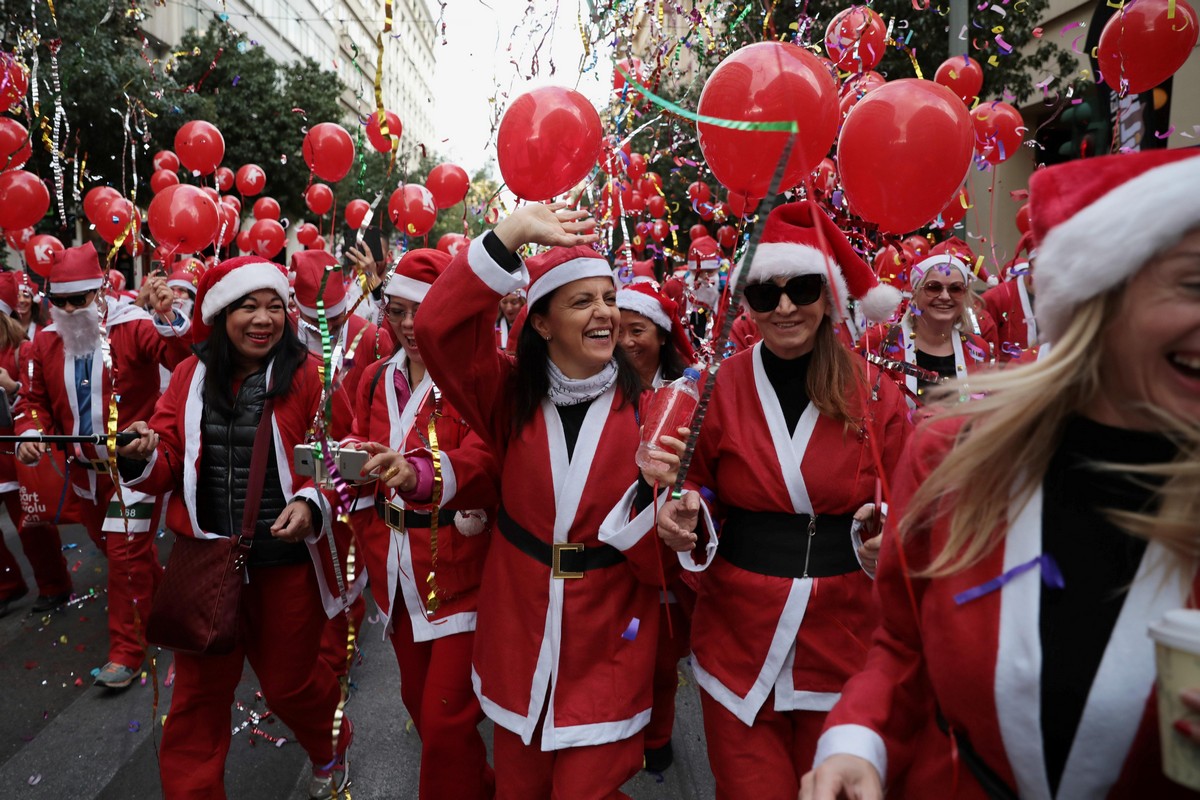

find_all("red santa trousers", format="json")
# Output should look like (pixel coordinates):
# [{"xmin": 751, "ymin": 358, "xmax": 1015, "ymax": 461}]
[
  {"xmin": 78, "ymin": 485, "xmax": 163, "ymax": 668},
  {"xmin": 700, "ymin": 688, "xmax": 826, "ymax": 800},
  {"xmin": 645, "ymin": 596, "xmax": 692, "ymax": 750},
  {"xmin": 492, "ymin": 720, "xmax": 642, "ymax": 800},
  {"xmin": 159, "ymin": 562, "xmax": 347, "ymax": 799},
  {"xmin": 0, "ymin": 493, "xmax": 72, "ymax": 598},
  {"xmin": 389, "ymin": 604, "xmax": 493, "ymax": 800}
]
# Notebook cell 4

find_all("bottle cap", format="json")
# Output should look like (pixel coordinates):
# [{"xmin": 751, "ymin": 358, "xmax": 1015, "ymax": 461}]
[{"xmin": 683, "ymin": 367, "xmax": 701, "ymax": 381}]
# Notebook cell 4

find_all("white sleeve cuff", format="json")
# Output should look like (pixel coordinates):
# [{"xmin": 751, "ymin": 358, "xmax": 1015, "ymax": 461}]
[
  {"xmin": 467, "ymin": 234, "xmax": 529, "ymax": 296},
  {"xmin": 677, "ymin": 491, "xmax": 717, "ymax": 572},
  {"xmin": 120, "ymin": 448, "xmax": 158, "ymax": 488},
  {"xmin": 437, "ymin": 451, "xmax": 458, "ymax": 506},
  {"xmin": 295, "ymin": 486, "xmax": 329, "ymax": 543},
  {"xmin": 153, "ymin": 313, "xmax": 192, "ymax": 337},
  {"xmin": 598, "ymin": 482, "xmax": 668, "ymax": 552},
  {"xmin": 813, "ymin": 724, "xmax": 888, "ymax": 783}
]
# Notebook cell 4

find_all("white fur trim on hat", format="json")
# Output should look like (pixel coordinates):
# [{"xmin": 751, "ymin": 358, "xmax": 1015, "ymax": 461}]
[
  {"xmin": 733, "ymin": 242, "xmax": 852, "ymax": 319},
  {"xmin": 527, "ymin": 257, "xmax": 614, "ymax": 307},
  {"xmin": 911, "ymin": 255, "xmax": 971, "ymax": 287},
  {"xmin": 201, "ymin": 262, "xmax": 290, "ymax": 325},
  {"xmin": 1035, "ymin": 155, "xmax": 1200, "ymax": 343},
  {"xmin": 385, "ymin": 274, "xmax": 432, "ymax": 303},
  {"xmin": 617, "ymin": 289, "xmax": 672, "ymax": 331},
  {"xmin": 166, "ymin": 278, "xmax": 198, "ymax": 295},
  {"xmin": 295, "ymin": 296, "xmax": 348, "ymax": 319},
  {"xmin": 49, "ymin": 277, "xmax": 103, "ymax": 295}
]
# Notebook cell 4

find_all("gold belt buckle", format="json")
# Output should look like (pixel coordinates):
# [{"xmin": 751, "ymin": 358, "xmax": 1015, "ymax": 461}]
[
  {"xmin": 91, "ymin": 459, "xmax": 111, "ymax": 474},
  {"xmin": 551, "ymin": 542, "xmax": 585, "ymax": 580},
  {"xmin": 385, "ymin": 502, "xmax": 406, "ymax": 534}
]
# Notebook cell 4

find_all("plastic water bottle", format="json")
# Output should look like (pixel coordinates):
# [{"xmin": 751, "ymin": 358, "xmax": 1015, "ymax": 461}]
[{"xmin": 636, "ymin": 367, "xmax": 701, "ymax": 472}]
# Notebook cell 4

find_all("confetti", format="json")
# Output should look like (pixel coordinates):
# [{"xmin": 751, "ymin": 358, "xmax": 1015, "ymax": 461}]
[{"xmin": 621, "ymin": 618, "xmax": 641, "ymax": 641}]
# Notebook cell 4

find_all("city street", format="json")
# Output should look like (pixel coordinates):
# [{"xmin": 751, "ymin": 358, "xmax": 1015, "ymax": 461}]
[{"xmin": 0, "ymin": 515, "xmax": 715, "ymax": 799}]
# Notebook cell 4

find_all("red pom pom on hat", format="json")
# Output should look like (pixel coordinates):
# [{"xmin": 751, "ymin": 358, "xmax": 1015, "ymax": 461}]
[
  {"xmin": 291, "ymin": 249, "xmax": 346, "ymax": 318},
  {"xmin": 191, "ymin": 255, "xmax": 290, "ymax": 343},
  {"xmin": 385, "ymin": 248, "xmax": 450, "ymax": 303},
  {"xmin": 48, "ymin": 243, "xmax": 103, "ymax": 296}
]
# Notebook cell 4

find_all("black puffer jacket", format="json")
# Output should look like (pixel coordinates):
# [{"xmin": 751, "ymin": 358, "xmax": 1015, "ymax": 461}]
[{"xmin": 196, "ymin": 370, "xmax": 307, "ymax": 567}]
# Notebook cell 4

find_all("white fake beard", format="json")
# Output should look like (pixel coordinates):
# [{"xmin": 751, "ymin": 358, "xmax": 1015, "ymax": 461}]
[
  {"xmin": 173, "ymin": 297, "xmax": 194, "ymax": 320},
  {"xmin": 692, "ymin": 283, "xmax": 719, "ymax": 309},
  {"xmin": 49, "ymin": 303, "xmax": 102, "ymax": 358}
]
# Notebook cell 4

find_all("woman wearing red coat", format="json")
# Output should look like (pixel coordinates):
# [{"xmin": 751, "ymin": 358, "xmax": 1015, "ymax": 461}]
[
  {"xmin": 803, "ymin": 149, "xmax": 1200, "ymax": 800},
  {"xmin": 417, "ymin": 204, "xmax": 669, "ymax": 800},
  {"xmin": 654, "ymin": 201, "xmax": 910, "ymax": 800},
  {"xmin": 118, "ymin": 257, "xmax": 353, "ymax": 799}
]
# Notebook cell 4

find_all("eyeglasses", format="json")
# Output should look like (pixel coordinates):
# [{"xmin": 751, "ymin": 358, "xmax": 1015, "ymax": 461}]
[
  {"xmin": 743, "ymin": 275, "xmax": 825, "ymax": 313},
  {"xmin": 384, "ymin": 305, "xmax": 418, "ymax": 321},
  {"xmin": 920, "ymin": 281, "xmax": 967, "ymax": 298},
  {"xmin": 48, "ymin": 292, "xmax": 94, "ymax": 308}
]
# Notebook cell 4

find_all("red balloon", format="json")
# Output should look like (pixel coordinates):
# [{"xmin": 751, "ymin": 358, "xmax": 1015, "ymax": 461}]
[
  {"xmin": 302, "ymin": 123, "xmax": 355, "ymax": 183},
  {"xmin": 634, "ymin": 221, "xmax": 652, "ymax": 238},
  {"xmin": 640, "ymin": 172, "xmax": 663, "ymax": 197},
  {"xmin": 437, "ymin": 233, "xmax": 470, "ymax": 256},
  {"xmin": 4, "ymin": 227, "xmax": 30, "ymax": 250},
  {"xmin": 650, "ymin": 219, "xmax": 670, "ymax": 243},
  {"xmin": 824, "ymin": 6, "xmax": 888, "ymax": 72},
  {"xmin": 0, "ymin": 118, "xmax": 31, "ymax": 170},
  {"xmin": 215, "ymin": 202, "xmax": 238, "ymax": 248},
  {"xmin": 497, "ymin": 86, "xmax": 603, "ymax": 202},
  {"xmin": 148, "ymin": 184, "xmax": 220, "ymax": 252},
  {"xmin": 84, "ymin": 186, "xmax": 120, "ymax": 223},
  {"xmin": 306, "ymin": 235, "xmax": 326, "ymax": 252},
  {"xmin": 873, "ymin": 244, "xmax": 914, "ymax": 286},
  {"xmin": 812, "ymin": 157, "xmax": 838, "ymax": 195},
  {"xmin": 0, "ymin": 171, "xmax": 48, "ymax": 231},
  {"xmin": 726, "ymin": 192, "xmax": 760, "ymax": 219},
  {"xmin": 0, "ymin": 54, "xmax": 28, "ymax": 111},
  {"xmin": 627, "ymin": 153, "xmax": 647, "ymax": 181},
  {"xmin": 716, "ymin": 224, "xmax": 739, "ymax": 251},
  {"xmin": 689, "ymin": 223, "xmax": 709, "ymax": 242},
  {"xmin": 902, "ymin": 235, "xmax": 931, "ymax": 259},
  {"xmin": 971, "ymin": 102, "xmax": 1025, "ymax": 165},
  {"xmin": 838, "ymin": 79, "xmax": 974, "ymax": 234},
  {"xmin": 839, "ymin": 71, "xmax": 886, "ymax": 118},
  {"xmin": 345, "ymin": 199, "xmax": 370, "ymax": 230},
  {"xmin": 220, "ymin": 195, "xmax": 242, "ymax": 215},
  {"xmin": 174, "ymin": 121, "xmax": 225, "ymax": 176},
  {"xmin": 625, "ymin": 190, "xmax": 645, "ymax": 215},
  {"xmin": 153, "ymin": 150, "xmax": 180, "ymax": 173},
  {"xmin": 687, "ymin": 181, "xmax": 711, "ymax": 205},
  {"xmin": 647, "ymin": 194, "xmax": 667, "ymax": 219},
  {"xmin": 613, "ymin": 57, "xmax": 646, "ymax": 104},
  {"xmin": 235, "ymin": 164, "xmax": 266, "ymax": 196},
  {"xmin": 1015, "ymin": 203, "xmax": 1031, "ymax": 234},
  {"xmin": 305, "ymin": 184, "xmax": 334, "ymax": 216},
  {"xmin": 365, "ymin": 110, "xmax": 403, "ymax": 153},
  {"xmin": 248, "ymin": 218, "xmax": 286, "ymax": 258},
  {"xmin": 295, "ymin": 222, "xmax": 319, "ymax": 246},
  {"xmin": 697, "ymin": 202, "xmax": 716, "ymax": 222},
  {"xmin": 630, "ymin": 233, "xmax": 646, "ymax": 253},
  {"xmin": 697, "ymin": 42, "xmax": 838, "ymax": 200},
  {"xmin": 934, "ymin": 56, "xmax": 984, "ymax": 105},
  {"xmin": 25, "ymin": 234, "xmax": 62, "ymax": 277},
  {"xmin": 388, "ymin": 184, "xmax": 437, "ymax": 237},
  {"xmin": 214, "ymin": 166, "xmax": 234, "ymax": 192},
  {"xmin": 236, "ymin": 229, "xmax": 253, "ymax": 253},
  {"xmin": 150, "ymin": 169, "xmax": 180, "ymax": 194},
  {"xmin": 1098, "ymin": 0, "xmax": 1198, "ymax": 95},
  {"xmin": 933, "ymin": 185, "xmax": 971, "ymax": 230},
  {"xmin": 95, "ymin": 198, "xmax": 136, "ymax": 244},
  {"xmin": 253, "ymin": 197, "xmax": 281, "ymax": 221},
  {"xmin": 426, "ymin": 163, "xmax": 470, "ymax": 209},
  {"xmin": 202, "ymin": 187, "xmax": 220, "ymax": 204}
]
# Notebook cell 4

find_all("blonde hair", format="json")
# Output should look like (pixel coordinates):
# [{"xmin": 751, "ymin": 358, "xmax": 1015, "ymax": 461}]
[{"xmin": 907, "ymin": 269, "xmax": 979, "ymax": 333}]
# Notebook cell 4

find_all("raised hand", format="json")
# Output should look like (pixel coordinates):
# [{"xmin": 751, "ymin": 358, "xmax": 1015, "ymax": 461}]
[{"xmin": 493, "ymin": 202, "xmax": 600, "ymax": 252}]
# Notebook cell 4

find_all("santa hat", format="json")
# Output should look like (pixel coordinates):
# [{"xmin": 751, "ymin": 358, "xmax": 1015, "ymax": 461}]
[
  {"xmin": 192, "ymin": 255, "xmax": 291, "ymax": 342},
  {"xmin": 688, "ymin": 237, "xmax": 721, "ymax": 272},
  {"xmin": 107, "ymin": 269, "xmax": 126, "ymax": 294},
  {"xmin": 48, "ymin": 243, "xmax": 104, "ymax": 296},
  {"xmin": 291, "ymin": 250, "xmax": 346, "ymax": 317},
  {"xmin": 166, "ymin": 269, "xmax": 200, "ymax": 296},
  {"xmin": 910, "ymin": 254, "xmax": 972, "ymax": 289},
  {"xmin": 613, "ymin": 259, "xmax": 657, "ymax": 286},
  {"xmin": 736, "ymin": 201, "xmax": 902, "ymax": 322},
  {"xmin": 0, "ymin": 273, "xmax": 17, "ymax": 316},
  {"xmin": 386, "ymin": 248, "xmax": 450, "ymax": 302},
  {"xmin": 16, "ymin": 272, "xmax": 38, "ymax": 299},
  {"xmin": 617, "ymin": 282, "xmax": 695, "ymax": 363},
  {"xmin": 525, "ymin": 246, "xmax": 612, "ymax": 308},
  {"xmin": 1030, "ymin": 147, "xmax": 1200, "ymax": 343},
  {"xmin": 930, "ymin": 236, "xmax": 995, "ymax": 285}
]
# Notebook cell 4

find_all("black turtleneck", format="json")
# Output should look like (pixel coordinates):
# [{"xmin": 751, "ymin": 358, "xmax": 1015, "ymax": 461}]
[
  {"xmin": 1040, "ymin": 415, "xmax": 1177, "ymax": 793},
  {"xmin": 760, "ymin": 344, "xmax": 812, "ymax": 434}
]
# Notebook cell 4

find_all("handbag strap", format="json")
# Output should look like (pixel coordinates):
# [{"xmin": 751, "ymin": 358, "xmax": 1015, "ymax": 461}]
[{"xmin": 240, "ymin": 393, "xmax": 276, "ymax": 544}]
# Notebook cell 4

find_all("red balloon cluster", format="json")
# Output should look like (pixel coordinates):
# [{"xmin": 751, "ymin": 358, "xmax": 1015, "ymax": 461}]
[
  {"xmin": 426, "ymin": 164, "xmax": 470, "ymax": 209},
  {"xmin": 1098, "ymin": 0, "xmax": 1198, "ymax": 95},
  {"xmin": 824, "ymin": 7, "xmax": 887, "ymax": 72},
  {"xmin": 697, "ymin": 42, "xmax": 838, "ymax": 202},
  {"xmin": 934, "ymin": 56, "xmax": 984, "ymax": 105},
  {"xmin": 303, "ymin": 123, "xmax": 355, "ymax": 183},
  {"xmin": 388, "ymin": 184, "xmax": 437, "ymax": 237},
  {"xmin": 497, "ymin": 86, "xmax": 603, "ymax": 202},
  {"xmin": 175, "ymin": 121, "xmax": 225, "ymax": 176}
]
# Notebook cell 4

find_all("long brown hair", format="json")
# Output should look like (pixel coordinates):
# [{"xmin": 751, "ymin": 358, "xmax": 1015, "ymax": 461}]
[
  {"xmin": 807, "ymin": 315, "xmax": 868, "ymax": 426},
  {"xmin": 0, "ymin": 312, "xmax": 27, "ymax": 351}
]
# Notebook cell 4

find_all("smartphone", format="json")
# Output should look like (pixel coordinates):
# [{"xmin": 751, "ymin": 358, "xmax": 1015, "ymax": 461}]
[
  {"xmin": 335, "ymin": 447, "xmax": 371, "ymax": 482},
  {"xmin": 341, "ymin": 226, "xmax": 384, "ymax": 269},
  {"xmin": 293, "ymin": 444, "xmax": 372, "ymax": 483}
]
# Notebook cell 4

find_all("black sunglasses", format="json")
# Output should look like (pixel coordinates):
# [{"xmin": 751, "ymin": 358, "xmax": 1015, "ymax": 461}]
[
  {"xmin": 743, "ymin": 275, "xmax": 825, "ymax": 313},
  {"xmin": 48, "ymin": 292, "xmax": 94, "ymax": 308}
]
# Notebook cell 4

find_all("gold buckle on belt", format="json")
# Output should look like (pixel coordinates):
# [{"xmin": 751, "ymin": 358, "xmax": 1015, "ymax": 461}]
[
  {"xmin": 551, "ymin": 542, "xmax": 585, "ymax": 580},
  {"xmin": 90, "ymin": 459, "xmax": 111, "ymax": 474},
  {"xmin": 385, "ymin": 502, "xmax": 406, "ymax": 534}
]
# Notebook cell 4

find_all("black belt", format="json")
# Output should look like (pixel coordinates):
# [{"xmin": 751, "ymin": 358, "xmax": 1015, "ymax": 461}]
[
  {"xmin": 937, "ymin": 712, "xmax": 1018, "ymax": 800},
  {"xmin": 376, "ymin": 498, "xmax": 456, "ymax": 531},
  {"xmin": 718, "ymin": 507, "xmax": 860, "ymax": 579},
  {"xmin": 497, "ymin": 506, "xmax": 625, "ymax": 579},
  {"xmin": 74, "ymin": 458, "xmax": 112, "ymax": 474}
]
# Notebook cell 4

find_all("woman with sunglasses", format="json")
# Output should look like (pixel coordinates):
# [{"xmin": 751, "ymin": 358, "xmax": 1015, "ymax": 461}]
[
  {"xmin": 803, "ymin": 146, "xmax": 1200, "ymax": 800},
  {"xmin": 651, "ymin": 202, "xmax": 911, "ymax": 799},
  {"xmin": 861, "ymin": 254, "xmax": 992, "ymax": 407}
]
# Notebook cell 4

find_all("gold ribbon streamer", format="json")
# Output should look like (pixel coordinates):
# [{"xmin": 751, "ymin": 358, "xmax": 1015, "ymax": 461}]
[{"xmin": 424, "ymin": 392, "xmax": 450, "ymax": 614}]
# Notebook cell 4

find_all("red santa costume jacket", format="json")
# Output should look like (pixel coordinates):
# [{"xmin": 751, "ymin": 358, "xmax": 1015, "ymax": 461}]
[
  {"xmin": 347, "ymin": 349, "xmax": 497, "ymax": 640},
  {"xmin": 418, "ymin": 236, "xmax": 666, "ymax": 751},
  {"xmin": 861, "ymin": 318, "xmax": 992, "ymax": 407},
  {"xmin": 817, "ymin": 417, "xmax": 1197, "ymax": 799},
  {"xmin": 982, "ymin": 275, "xmax": 1039, "ymax": 363},
  {"xmin": 677, "ymin": 342, "xmax": 911, "ymax": 724},
  {"xmin": 120, "ymin": 355, "xmax": 352, "ymax": 618},
  {"xmin": 14, "ymin": 303, "xmax": 191, "ymax": 501}
]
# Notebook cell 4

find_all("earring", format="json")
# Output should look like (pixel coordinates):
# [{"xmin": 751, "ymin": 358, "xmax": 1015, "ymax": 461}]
[{"xmin": 543, "ymin": 334, "xmax": 552, "ymax": 342}]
